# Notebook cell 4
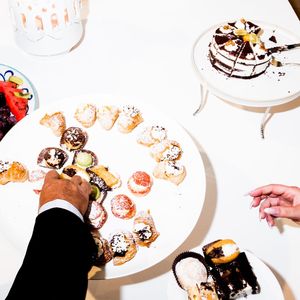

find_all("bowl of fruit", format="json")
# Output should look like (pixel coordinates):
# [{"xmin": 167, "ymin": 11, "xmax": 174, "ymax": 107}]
[{"xmin": 0, "ymin": 64, "xmax": 38, "ymax": 141}]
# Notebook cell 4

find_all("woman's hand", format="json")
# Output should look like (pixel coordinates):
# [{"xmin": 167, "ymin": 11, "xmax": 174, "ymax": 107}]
[{"xmin": 249, "ymin": 184, "xmax": 300, "ymax": 226}]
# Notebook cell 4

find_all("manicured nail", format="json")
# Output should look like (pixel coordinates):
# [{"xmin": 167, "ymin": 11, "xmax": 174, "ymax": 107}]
[{"xmin": 264, "ymin": 207, "xmax": 276, "ymax": 215}]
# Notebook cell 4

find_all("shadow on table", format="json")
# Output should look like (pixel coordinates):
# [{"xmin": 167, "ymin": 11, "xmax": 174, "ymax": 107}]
[
  {"xmin": 267, "ymin": 264, "xmax": 296, "ymax": 300},
  {"xmin": 87, "ymin": 134, "xmax": 218, "ymax": 299}
]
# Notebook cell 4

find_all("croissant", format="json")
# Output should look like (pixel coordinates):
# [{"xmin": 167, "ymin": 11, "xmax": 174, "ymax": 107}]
[
  {"xmin": 40, "ymin": 112, "xmax": 66, "ymax": 137},
  {"xmin": 0, "ymin": 161, "xmax": 28, "ymax": 185}
]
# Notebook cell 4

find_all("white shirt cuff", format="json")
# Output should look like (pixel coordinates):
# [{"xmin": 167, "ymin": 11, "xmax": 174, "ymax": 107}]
[{"xmin": 38, "ymin": 199, "xmax": 84, "ymax": 222}]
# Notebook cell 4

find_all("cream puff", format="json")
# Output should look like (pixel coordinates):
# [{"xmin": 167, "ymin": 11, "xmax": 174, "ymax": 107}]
[
  {"xmin": 150, "ymin": 140, "xmax": 182, "ymax": 162},
  {"xmin": 137, "ymin": 125, "xmax": 167, "ymax": 147},
  {"xmin": 97, "ymin": 105, "xmax": 120, "ymax": 130},
  {"xmin": 127, "ymin": 171, "xmax": 152, "ymax": 196},
  {"xmin": 111, "ymin": 194, "xmax": 136, "ymax": 219},
  {"xmin": 74, "ymin": 103, "xmax": 97, "ymax": 128},
  {"xmin": 117, "ymin": 105, "xmax": 143, "ymax": 133},
  {"xmin": 153, "ymin": 160, "xmax": 186, "ymax": 185}
]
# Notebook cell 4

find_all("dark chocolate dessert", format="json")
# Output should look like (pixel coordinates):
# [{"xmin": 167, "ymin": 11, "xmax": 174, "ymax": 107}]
[{"xmin": 209, "ymin": 19, "xmax": 271, "ymax": 79}]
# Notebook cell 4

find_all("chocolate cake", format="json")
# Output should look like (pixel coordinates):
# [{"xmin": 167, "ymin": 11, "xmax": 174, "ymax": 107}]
[
  {"xmin": 203, "ymin": 240, "xmax": 260, "ymax": 299},
  {"xmin": 209, "ymin": 19, "xmax": 271, "ymax": 79}
]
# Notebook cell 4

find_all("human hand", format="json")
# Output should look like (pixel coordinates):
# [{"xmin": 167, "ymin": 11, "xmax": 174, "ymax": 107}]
[
  {"xmin": 40, "ymin": 170, "xmax": 91, "ymax": 216},
  {"xmin": 249, "ymin": 184, "xmax": 300, "ymax": 226}
]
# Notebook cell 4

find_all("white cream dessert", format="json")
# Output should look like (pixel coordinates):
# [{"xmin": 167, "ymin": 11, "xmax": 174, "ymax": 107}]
[
  {"xmin": 137, "ymin": 125, "xmax": 167, "ymax": 146},
  {"xmin": 209, "ymin": 19, "xmax": 271, "ymax": 79},
  {"xmin": 175, "ymin": 257, "xmax": 208, "ymax": 290}
]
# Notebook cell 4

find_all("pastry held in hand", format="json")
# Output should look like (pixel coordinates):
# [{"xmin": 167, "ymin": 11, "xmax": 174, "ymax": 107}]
[
  {"xmin": 74, "ymin": 104, "xmax": 97, "ymax": 128},
  {"xmin": 0, "ymin": 160, "xmax": 28, "ymax": 185},
  {"xmin": 37, "ymin": 147, "xmax": 68, "ymax": 169},
  {"xmin": 137, "ymin": 125, "xmax": 167, "ymax": 146},
  {"xmin": 172, "ymin": 251, "xmax": 209, "ymax": 299},
  {"xmin": 109, "ymin": 231, "xmax": 137, "ymax": 266},
  {"xmin": 150, "ymin": 139, "xmax": 182, "ymax": 162},
  {"xmin": 153, "ymin": 160, "xmax": 186, "ymax": 185},
  {"xmin": 60, "ymin": 127, "xmax": 88, "ymax": 151},
  {"xmin": 133, "ymin": 210, "xmax": 159, "ymax": 247},
  {"xmin": 117, "ymin": 105, "xmax": 143, "ymax": 133},
  {"xmin": 40, "ymin": 112, "xmax": 66, "ymax": 137},
  {"xmin": 60, "ymin": 164, "xmax": 90, "ymax": 182},
  {"xmin": 97, "ymin": 105, "xmax": 120, "ymax": 130}
]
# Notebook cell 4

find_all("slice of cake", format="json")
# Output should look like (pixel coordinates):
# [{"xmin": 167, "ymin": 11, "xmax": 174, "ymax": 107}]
[
  {"xmin": 202, "ymin": 239, "xmax": 260, "ymax": 299},
  {"xmin": 209, "ymin": 19, "xmax": 271, "ymax": 79}
]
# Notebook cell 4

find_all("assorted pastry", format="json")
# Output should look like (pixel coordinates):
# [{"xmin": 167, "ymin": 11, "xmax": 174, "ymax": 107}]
[
  {"xmin": 1, "ymin": 102, "xmax": 188, "ymax": 268},
  {"xmin": 40, "ymin": 112, "xmax": 66, "ymax": 137},
  {"xmin": 172, "ymin": 239, "xmax": 260, "ymax": 299},
  {"xmin": 0, "ymin": 160, "xmax": 28, "ymax": 185},
  {"xmin": 109, "ymin": 231, "xmax": 138, "ymax": 266},
  {"xmin": 132, "ymin": 210, "xmax": 159, "ymax": 247}
]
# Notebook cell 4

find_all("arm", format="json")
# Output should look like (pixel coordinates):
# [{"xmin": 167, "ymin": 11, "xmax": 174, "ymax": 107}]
[{"xmin": 6, "ymin": 171, "xmax": 96, "ymax": 300}]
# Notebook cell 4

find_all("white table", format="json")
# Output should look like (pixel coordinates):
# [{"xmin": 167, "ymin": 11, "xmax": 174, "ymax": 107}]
[{"xmin": 0, "ymin": 1, "xmax": 300, "ymax": 299}]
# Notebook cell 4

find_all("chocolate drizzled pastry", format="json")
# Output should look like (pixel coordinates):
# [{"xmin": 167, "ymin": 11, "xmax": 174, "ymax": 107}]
[
  {"xmin": 60, "ymin": 127, "xmax": 87, "ymax": 151},
  {"xmin": 37, "ymin": 147, "xmax": 68, "ymax": 169}
]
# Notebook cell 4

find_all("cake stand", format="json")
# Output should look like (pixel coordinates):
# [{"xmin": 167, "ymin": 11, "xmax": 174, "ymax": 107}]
[{"xmin": 192, "ymin": 21, "xmax": 300, "ymax": 138}]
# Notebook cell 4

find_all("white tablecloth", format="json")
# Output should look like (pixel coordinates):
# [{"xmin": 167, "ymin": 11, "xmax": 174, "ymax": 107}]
[{"xmin": 0, "ymin": 0, "xmax": 300, "ymax": 299}]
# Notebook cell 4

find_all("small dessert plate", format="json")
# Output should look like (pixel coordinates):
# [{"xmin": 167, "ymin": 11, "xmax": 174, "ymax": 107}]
[{"xmin": 167, "ymin": 249, "xmax": 284, "ymax": 300}]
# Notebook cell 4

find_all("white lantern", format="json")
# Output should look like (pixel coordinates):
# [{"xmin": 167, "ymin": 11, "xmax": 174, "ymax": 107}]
[{"xmin": 8, "ymin": 0, "xmax": 83, "ymax": 56}]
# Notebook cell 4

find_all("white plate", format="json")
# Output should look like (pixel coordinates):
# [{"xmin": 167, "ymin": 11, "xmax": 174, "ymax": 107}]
[
  {"xmin": 192, "ymin": 21, "xmax": 300, "ymax": 107},
  {"xmin": 0, "ymin": 63, "xmax": 39, "ymax": 114},
  {"xmin": 0, "ymin": 94, "xmax": 206, "ymax": 279},
  {"xmin": 167, "ymin": 249, "xmax": 284, "ymax": 300}
]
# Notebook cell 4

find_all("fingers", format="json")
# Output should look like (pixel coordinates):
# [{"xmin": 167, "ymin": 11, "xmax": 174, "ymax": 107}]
[
  {"xmin": 80, "ymin": 180, "xmax": 91, "ymax": 196},
  {"xmin": 44, "ymin": 170, "xmax": 60, "ymax": 183},
  {"xmin": 264, "ymin": 205, "xmax": 300, "ymax": 222},
  {"xmin": 249, "ymin": 184, "xmax": 287, "ymax": 198},
  {"xmin": 71, "ymin": 175, "xmax": 82, "ymax": 185}
]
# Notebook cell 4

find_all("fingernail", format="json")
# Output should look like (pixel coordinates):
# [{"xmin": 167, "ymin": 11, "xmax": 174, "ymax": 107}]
[
  {"xmin": 250, "ymin": 200, "xmax": 255, "ymax": 209},
  {"xmin": 264, "ymin": 207, "xmax": 276, "ymax": 215},
  {"xmin": 259, "ymin": 212, "xmax": 264, "ymax": 221},
  {"xmin": 267, "ymin": 221, "xmax": 274, "ymax": 228},
  {"xmin": 244, "ymin": 190, "xmax": 253, "ymax": 196}
]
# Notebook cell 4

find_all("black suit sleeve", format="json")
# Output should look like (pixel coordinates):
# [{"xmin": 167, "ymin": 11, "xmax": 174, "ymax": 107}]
[{"xmin": 6, "ymin": 208, "xmax": 97, "ymax": 300}]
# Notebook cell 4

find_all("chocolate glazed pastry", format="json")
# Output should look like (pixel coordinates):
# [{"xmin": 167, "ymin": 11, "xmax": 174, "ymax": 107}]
[
  {"xmin": 37, "ymin": 147, "xmax": 68, "ymax": 169},
  {"xmin": 60, "ymin": 127, "xmax": 88, "ymax": 151}
]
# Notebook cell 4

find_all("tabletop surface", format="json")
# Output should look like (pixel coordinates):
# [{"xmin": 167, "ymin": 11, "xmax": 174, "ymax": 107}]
[{"xmin": 0, "ymin": 0, "xmax": 300, "ymax": 299}]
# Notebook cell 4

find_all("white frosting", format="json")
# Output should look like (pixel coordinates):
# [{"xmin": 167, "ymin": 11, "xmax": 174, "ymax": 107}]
[
  {"xmin": 234, "ymin": 19, "xmax": 245, "ymax": 29},
  {"xmin": 133, "ymin": 222, "xmax": 152, "ymax": 240},
  {"xmin": 128, "ymin": 177, "xmax": 149, "ymax": 192},
  {"xmin": 221, "ymin": 243, "xmax": 239, "ymax": 257},
  {"xmin": 220, "ymin": 26, "xmax": 233, "ymax": 34},
  {"xmin": 0, "ymin": 161, "xmax": 11, "ymax": 173},
  {"xmin": 165, "ymin": 161, "xmax": 184, "ymax": 176},
  {"xmin": 175, "ymin": 257, "xmax": 207, "ymax": 290},
  {"xmin": 150, "ymin": 125, "xmax": 167, "ymax": 141},
  {"xmin": 224, "ymin": 41, "xmax": 238, "ymax": 52},
  {"xmin": 162, "ymin": 145, "xmax": 181, "ymax": 161},
  {"xmin": 110, "ymin": 233, "xmax": 129, "ymax": 254}
]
